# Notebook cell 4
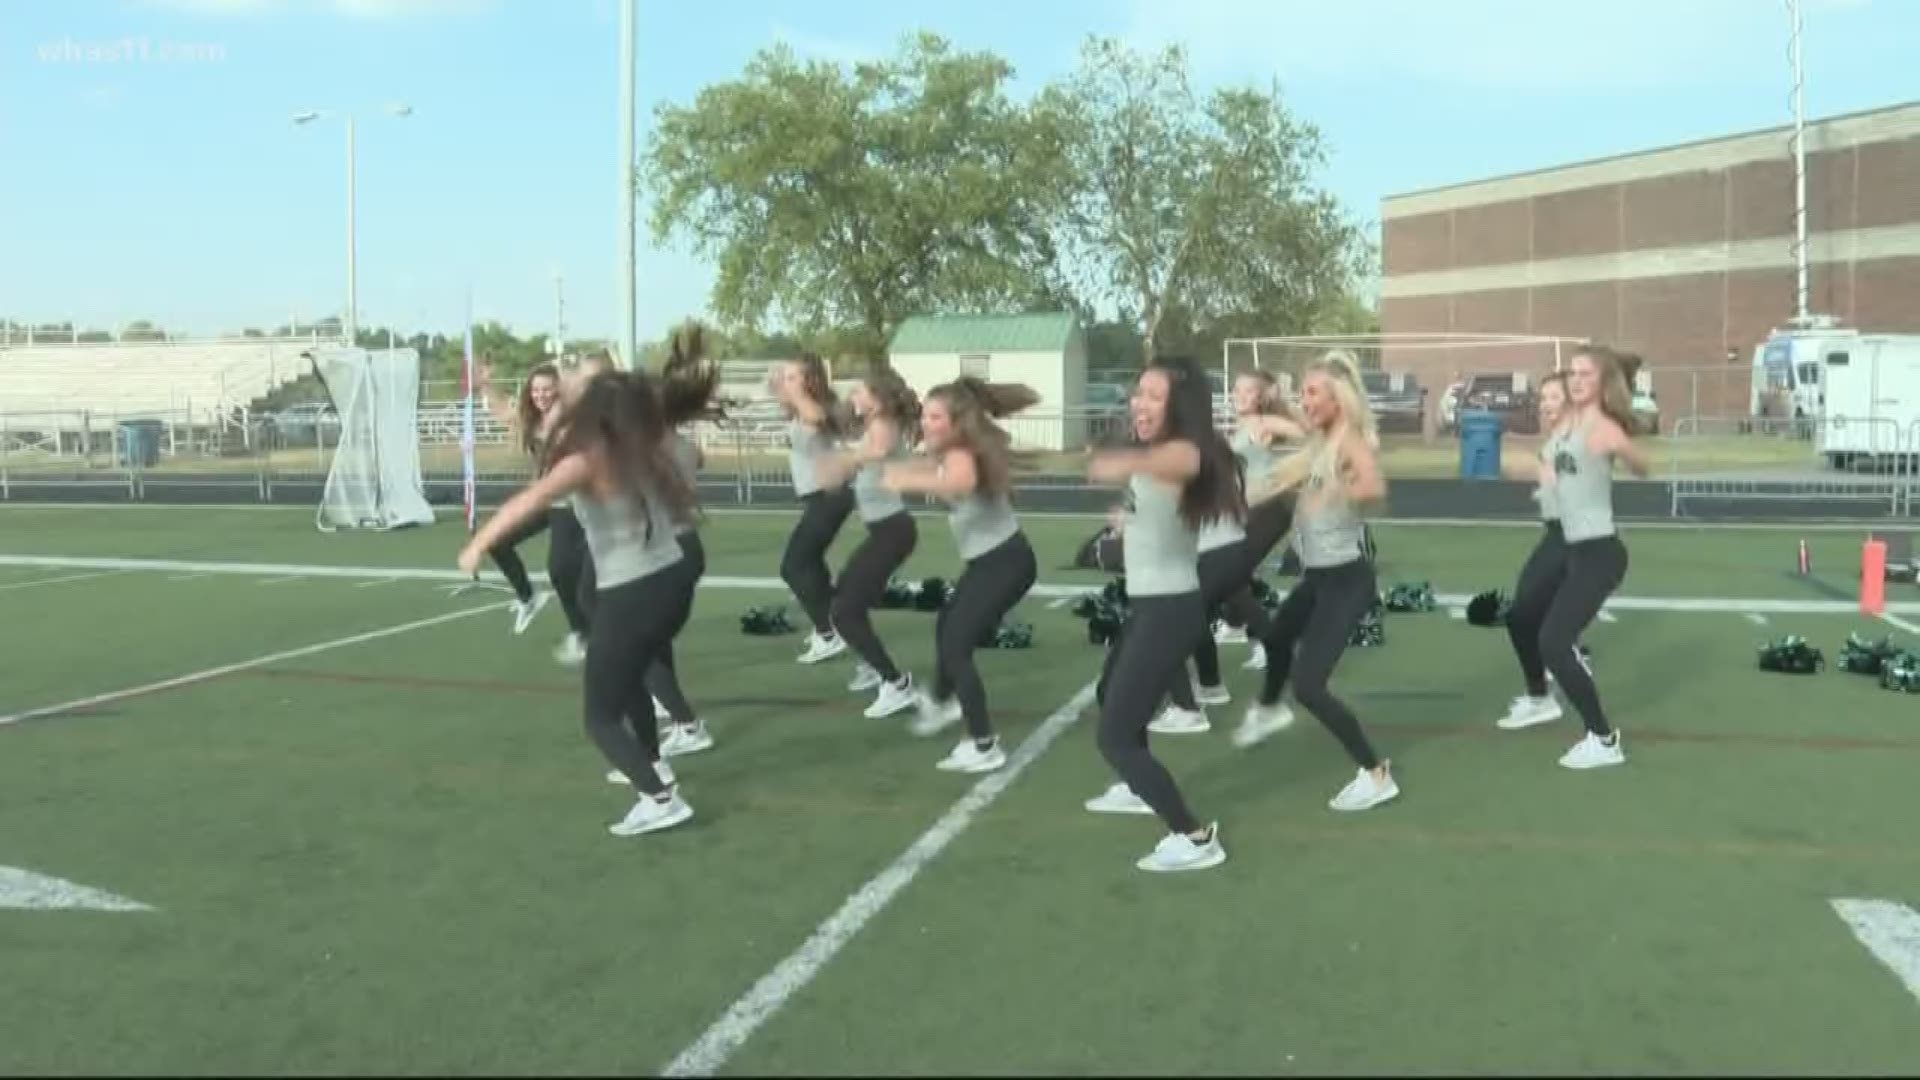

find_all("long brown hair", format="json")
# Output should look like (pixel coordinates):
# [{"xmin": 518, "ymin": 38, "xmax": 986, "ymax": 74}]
[
  {"xmin": 786, "ymin": 352, "xmax": 843, "ymax": 437},
  {"xmin": 927, "ymin": 377, "xmax": 1038, "ymax": 498},
  {"xmin": 1571, "ymin": 344, "xmax": 1636, "ymax": 431},
  {"xmin": 1147, "ymin": 356, "xmax": 1244, "ymax": 530},
  {"xmin": 1236, "ymin": 369, "xmax": 1291, "ymax": 417},
  {"xmin": 861, "ymin": 365, "xmax": 921, "ymax": 446},
  {"xmin": 544, "ymin": 368, "xmax": 696, "ymax": 536},
  {"xmin": 517, "ymin": 362, "xmax": 561, "ymax": 454},
  {"xmin": 658, "ymin": 320, "xmax": 733, "ymax": 427}
]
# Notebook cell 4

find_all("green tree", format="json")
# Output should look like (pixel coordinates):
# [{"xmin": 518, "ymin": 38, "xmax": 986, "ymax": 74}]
[
  {"xmin": 645, "ymin": 33, "xmax": 1064, "ymax": 362},
  {"xmin": 1040, "ymin": 37, "xmax": 1370, "ymax": 365}
]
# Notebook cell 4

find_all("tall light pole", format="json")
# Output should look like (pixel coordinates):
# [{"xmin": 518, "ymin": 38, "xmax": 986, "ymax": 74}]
[
  {"xmin": 1787, "ymin": 0, "xmax": 1811, "ymax": 326},
  {"xmin": 618, "ymin": 0, "xmax": 638, "ymax": 371},
  {"xmin": 293, "ymin": 103, "xmax": 412, "ymax": 346}
]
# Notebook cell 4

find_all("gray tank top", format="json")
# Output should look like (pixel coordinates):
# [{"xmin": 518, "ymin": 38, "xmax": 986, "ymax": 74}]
[
  {"xmin": 1548, "ymin": 416, "xmax": 1615, "ymax": 542},
  {"xmin": 569, "ymin": 485, "xmax": 683, "ymax": 590},
  {"xmin": 1232, "ymin": 425, "xmax": 1277, "ymax": 492},
  {"xmin": 1197, "ymin": 513, "xmax": 1246, "ymax": 554},
  {"xmin": 667, "ymin": 431, "xmax": 701, "ymax": 535},
  {"xmin": 788, "ymin": 418, "xmax": 833, "ymax": 497},
  {"xmin": 852, "ymin": 426, "xmax": 909, "ymax": 524},
  {"xmin": 1123, "ymin": 474, "xmax": 1200, "ymax": 596},
  {"xmin": 948, "ymin": 483, "xmax": 1019, "ymax": 561},
  {"xmin": 1292, "ymin": 449, "xmax": 1367, "ymax": 569},
  {"xmin": 1535, "ymin": 432, "xmax": 1561, "ymax": 523}
]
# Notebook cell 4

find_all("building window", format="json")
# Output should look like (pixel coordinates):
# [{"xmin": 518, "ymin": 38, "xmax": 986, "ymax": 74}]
[{"xmin": 959, "ymin": 354, "xmax": 990, "ymax": 379}]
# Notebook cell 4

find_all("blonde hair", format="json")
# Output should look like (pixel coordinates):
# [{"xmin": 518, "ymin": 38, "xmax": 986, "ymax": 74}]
[
  {"xmin": 1571, "ymin": 345, "xmax": 1635, "ymax": 431},
  {"xmin": 1265, "ymin": 349, "xmax": 1379, "ymax": 502}
]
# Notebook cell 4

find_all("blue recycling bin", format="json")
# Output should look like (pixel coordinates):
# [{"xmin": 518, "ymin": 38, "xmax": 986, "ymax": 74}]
[
  {"xmin": 1458, "ymin": 410, "xmax": 1503, "ymax": 480},
  {"xmin": 116, "ymin": 420, "xmax": 164, "ymax": 469}
]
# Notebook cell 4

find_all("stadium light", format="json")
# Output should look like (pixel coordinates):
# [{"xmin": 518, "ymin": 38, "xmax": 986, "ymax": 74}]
[{"xmin": 291, "ymin": 104, "xmax": 413, "ymax": 346}]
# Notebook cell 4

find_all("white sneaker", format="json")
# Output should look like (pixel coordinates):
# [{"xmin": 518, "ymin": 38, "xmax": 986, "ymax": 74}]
[
  {"xmin": 1084, "ymin": 782, "xmax": 1154, "ymax": 816},
  {"xmin": 553, "ymin": 632, "xmax": 587, "ymax": 666},
  {"xmin": 1243, "ymin": 643, "xmax": 1268, "ymax": 670},
  {"xmin": 1195, "ymin": 682, "xmax": 1231, "ymax": 706},
  {"xmin": 605, "ymin": 759, "xmax": 676, "ymax": 788},
  {"xmin": 661, "ymin": 722, "xmax": 714, "ymax": 757},
  {"xmin": 653, "ymin": 697, "xmax": 672, "ymax": 722},
  {"xmin": 1147, "ymin": 705, "xmax": 1211, "ymax": 736},
  {"xmin": 609, "ymin": 792, "xmax": 694, "ymax": 836},
  {"xmin": 797, "ymin": 632, "xmax": 847, "ymax": 664},
  {"xmin": 1329, "ymin": 766, "xmax": 1399, "ymax": 812},
  {"xmin": 1136, "ymin": 824, "xmax": 1227, "ymax": 873},
  {"xmin": 1559, "ymin": 731, "xmax": 1625, "ymax": 770},
  {"xmin": 847, "ymin": 662, "xmax": 882, "ymax": 693},
  {"xmin": 1497, "ymin": 695, "xmax": 1563, "ymax": 730},
  {"xmin": 864, "ymin": 675, "xmax": 918, "ymax": 720},
  {"xmin": 936, "ymin": 738, "xmax": 1007, "ymax": 774},
  {"xmin": 1232, "ymin": 702, "xmax": 1295, "ymax": 749},
  {"xmin": 1213, "ymin": 621, "xmax": 1248, "ymax": 645},
  {"xmin": 511, "ymin": 592, "xmax": 551, "ymax": 635},
  {"xmin": 908, "ymin": 692, "xmax": 964, "ymax": 737}
]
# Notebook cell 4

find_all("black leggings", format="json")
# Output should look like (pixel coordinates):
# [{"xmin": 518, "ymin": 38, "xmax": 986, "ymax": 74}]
[
  {"xmin": 546, "ymin": 507, "xmax": 593, "ymax": 635},
  {"xmin": 1258, "ymin": 559, "xmax": 1381, "ymax": 771},
  {"xmin": 1518, "ymin": 534, "xmax": 1628, "ymax": 738},
  {"xmin": 644, "ymin": 531, "xmax": 705, "ymax": 726},
  {"xmin": 830, "ymin": 512, "xmax": 918, "ymax": 683},
  {"xmin": 782, "ymin": 489, "xmax": 853, "ymax": 635},
  {"xmin": 1169, "ymin": 541, "xmax": 1266, "ymax": 710},
  {"xmin": 934, "ymin": 533, "xmax": 1037, "ymax": 743},
  {"xmin": 488, "ymin": 508, "xmax": 550, "ymax": 602},
  {"xmin": 1096, "ymin": 592, "xmax": 1208, "ymax": 834},
  {"xmin": 1506, "ymin": 522, "xmax": 1568, "ymax": 698},
  {"xmin": 584, "ymin": 567, "xmax": 694, "ymax": 797},
  {"xmin": 1220, "ymin": 495, "xmax": 1294, "ymax": 631}
]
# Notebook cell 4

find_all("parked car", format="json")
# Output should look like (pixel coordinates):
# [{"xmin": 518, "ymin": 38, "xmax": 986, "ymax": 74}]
[
  {"xmin": 1631, "ymin": 387, "xmax": 1661, "ymax": 436},
  {"xmin": 1444, "ymin": 374, "xmax": 1540, "ymax": 435},
  {"xmin": 1363, "ymin": 371, "xmax": 1425, "ymax": 434}
]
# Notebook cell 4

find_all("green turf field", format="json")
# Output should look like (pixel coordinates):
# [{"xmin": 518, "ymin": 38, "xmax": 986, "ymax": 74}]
[{"xmin": 4, "ymin": 505, "xmax": 1920, "ymax": 1074}]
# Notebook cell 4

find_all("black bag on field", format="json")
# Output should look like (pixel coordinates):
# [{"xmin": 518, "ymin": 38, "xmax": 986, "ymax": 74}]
[{"xmin": 1073, "ymin": 526, "xmax": 1123, "ymax": 571}]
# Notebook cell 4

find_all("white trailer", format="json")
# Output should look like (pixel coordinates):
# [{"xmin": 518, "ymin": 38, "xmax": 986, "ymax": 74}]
[{"xmin": 1791, "ymin": 329, "xmax": 1920, "ymax": 468}]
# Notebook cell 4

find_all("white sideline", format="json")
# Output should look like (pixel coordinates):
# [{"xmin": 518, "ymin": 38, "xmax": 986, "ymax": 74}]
[
  {"xmin": 2, "ymin": 552, "xmax": 1919, "ymax": 615},
  {"xmin": 0, "ymin": 602, "xmax": 507, "ymax": 727},
  {"xmin": 660, "ymin": 679, "xmax": 1100, "ymax": 1078},
  {"xmin": 0, "ymin": 570, "xmax": 116, "ymax": 592},
  {"xmin": 0, "ymin": 866, "xmax": 151, "ymax": 911},
  {"xmin": 1831, "ymin": 898, "xmax": 1920, "ymax": 1006}
]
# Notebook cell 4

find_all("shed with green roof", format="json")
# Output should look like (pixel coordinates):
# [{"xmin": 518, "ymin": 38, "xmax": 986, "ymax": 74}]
[{"xmin": 888, "ymin": 312, "xmax": 1087, "ymax": 450}]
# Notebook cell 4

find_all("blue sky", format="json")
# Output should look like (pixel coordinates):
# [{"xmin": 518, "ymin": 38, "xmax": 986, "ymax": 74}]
[{"xmin": 2, "ymin": 0, "xmax": 1914, "ymax": 343}]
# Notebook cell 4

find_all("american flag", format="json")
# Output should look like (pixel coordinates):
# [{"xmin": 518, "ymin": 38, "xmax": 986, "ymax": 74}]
[{"xmin": 461, "ymin": 319, "xmax": 476, "ymax": 532}]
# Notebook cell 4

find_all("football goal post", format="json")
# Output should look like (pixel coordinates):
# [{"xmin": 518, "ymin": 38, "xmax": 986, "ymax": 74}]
[{"xmin": 310, "ymin": 345, "xmax": 435, "ymax": 532}]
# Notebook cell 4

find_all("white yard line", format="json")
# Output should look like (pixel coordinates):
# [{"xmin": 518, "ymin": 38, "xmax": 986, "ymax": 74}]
[
  {"xmin": 0, "ymin": 603, "xmax": 507, "ymax": 727},
  {"xmin": 353, "ymin": 578, "xmax": 398, "ymax": 589},
  {"xmin": 1831, "ymin": 898, "xmax": 1920, "ymax": 1007},
  {"xmin": 0, "ymin": 570, "xmax": 116, "ymax": 592},
  {"xmin": 1881, "ymin": 613, "xmax": 1920, "ymax": 636},
  {"xmin": 0, "ymin": 866, "xmax": 151, "ymax": 911},
  {"xmin": 661, "ymin": 679, "xmax": 1099, "ymax": 1078},
  {"xmin": 1744, "ymin": 612, "xmax": 1769, "ymax": 626},
  {"xmin": 1597, "ymin": 609, "xmax": 1618, "ymax": 623},
  {"xmin": 254, "ymin": 575, "xmax": 301, "ymax": 586},
  {"xmin": 0, "ymin": 552, "xmax": 1908, "ymax": 615}
]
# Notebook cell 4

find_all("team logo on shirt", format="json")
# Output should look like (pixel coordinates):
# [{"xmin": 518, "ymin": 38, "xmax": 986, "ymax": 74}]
[{"xmin": 1553, "ymin": 450, "xmax": 1579, "ymax": 476}]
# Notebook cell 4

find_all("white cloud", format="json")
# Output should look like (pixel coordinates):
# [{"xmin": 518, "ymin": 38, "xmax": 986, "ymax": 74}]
[{"xmin": 1124, "ymin": 0, "xmax": 1796, "ymax": 91}]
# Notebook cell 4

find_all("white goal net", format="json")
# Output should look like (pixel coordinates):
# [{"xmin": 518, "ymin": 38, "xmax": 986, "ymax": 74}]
[
  {"xmin": 1220, "ymin": 332, "xmax": 1588, "ymax": 437},
  {"xmin": 311, "ymin": 345, "xmax": 435, "ymax": 532}
]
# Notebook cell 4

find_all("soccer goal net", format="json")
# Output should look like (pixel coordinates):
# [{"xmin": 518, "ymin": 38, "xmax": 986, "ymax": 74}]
[
  {"xmin": 311, "ymin": 345, "xmax": 435, "ymax": 532},
  {"xmin": 1219, "ymin": 332, "xmax": 1588, "ymax": 436}
]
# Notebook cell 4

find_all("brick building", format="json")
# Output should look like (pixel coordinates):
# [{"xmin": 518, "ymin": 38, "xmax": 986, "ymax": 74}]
[{"xmin": 1379, "ymin": 101, "xmax": 1920, "ymax": 423}]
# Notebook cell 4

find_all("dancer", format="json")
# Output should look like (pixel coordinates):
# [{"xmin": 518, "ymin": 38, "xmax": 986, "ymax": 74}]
[
  {"xmin": 473, "ymin": 360, "xmax": 564, "ymax": 636},
  {"xmin": 459, "ymin": 365, "xmax": 697, "ymax": 837},
  {"xmin": 1241, "ymin": 350, "xmax": 1398, "ymax": 811},
  {"xmin": 1220, "ymin": 370, "xmax": 1304, "ymax": 671},
  {"xmin": 1147, "ymin": 502, "xmax": 1255, "ymax": 735},
  {"xmin": 645, "ymin": 322, "xmax": 729, "ymax": 757},
  {"xmin": 1508, "ymin": 346, "xmax": 1648, "ymax": 769},
  {"xmin": 1083, "ymin": 356, "xmax": 1239, "ymax": 873},
  {"xmin": 771, "ymin": 354, "xmax": 854, "ymax": 664},
  {"xmin": 1496, "ymin": 371, "xmax": 1573, "ymax": 731},
  {"xmin": 816, "ymin": 367, "xmax": 921, "ymax": 719},
  {"xmin": 881, "ymin": 378, "xmax": 1041, "ymax": 772}
]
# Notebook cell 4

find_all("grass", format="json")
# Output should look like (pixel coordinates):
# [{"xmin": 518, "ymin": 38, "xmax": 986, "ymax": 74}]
[
  {"xmin": 0, "ymin": 426, "xmax": 1824, "ymax": 480},
  {"xmin": 4, "ymin": 506, "xmax": 1920, "ymax": 1074}
]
